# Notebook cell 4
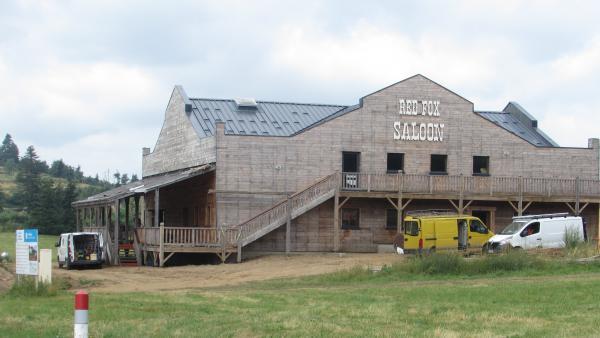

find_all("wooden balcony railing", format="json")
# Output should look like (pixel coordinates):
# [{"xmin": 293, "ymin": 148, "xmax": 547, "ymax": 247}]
[
  {"xmin": 134, "ymin": 226, "xmax": 240, "ymax": 248},
  {"xmin": 340, "ymin": 172, "xmax": 600, "ymax": 199}
]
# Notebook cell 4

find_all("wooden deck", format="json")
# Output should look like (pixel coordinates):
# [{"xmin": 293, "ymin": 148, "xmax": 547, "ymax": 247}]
[{"xmin": 135, "ymin": 226, "xmax": 239, "ymax": 266}]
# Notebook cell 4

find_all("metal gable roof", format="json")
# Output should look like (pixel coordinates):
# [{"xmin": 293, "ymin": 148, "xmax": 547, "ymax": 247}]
[
  {"xmin": 475, "ymin": 111, "xmax": 557, "ymax": 147},
  {"xmin": 188, "ymin": 98, "xmax": 347, "ymax": 137}
]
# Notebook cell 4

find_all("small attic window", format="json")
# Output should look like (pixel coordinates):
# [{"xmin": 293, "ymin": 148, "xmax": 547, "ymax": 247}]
[{"xmin": 234, "ymin": 98, "xmax": 258, "ymax": 110}]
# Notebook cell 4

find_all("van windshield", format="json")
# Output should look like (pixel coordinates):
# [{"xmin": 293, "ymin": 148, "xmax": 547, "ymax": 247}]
[{"xmin": 499, "ymin": 221, "xmax": 526, "ymax": 235}]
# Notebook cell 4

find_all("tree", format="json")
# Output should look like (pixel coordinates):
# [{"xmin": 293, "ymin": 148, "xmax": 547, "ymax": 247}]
[
  {"xmin": 0, "ymin": 133, "xmax": 19, "ymax": 164},
  {"xmin": 15, "ymin": 146, "xmax": 42, "ymax": 210},
  {"xmin": 113, "ymin": 171, "xmax": 121, "ymax": 186},
  {"xmin": 49, "ymin": 159, "xmax": 67, "ymax": 178},
  {"xmin": 120, "ymin": 173, "xmax": 129, "ymax": 185},
  {"xmin": 61, "ymin": 180, "xmax": 78, "ymax": 232},
  {"xmin": 131, "ymin": 174, "xmax": 139, "ymax": 182}
]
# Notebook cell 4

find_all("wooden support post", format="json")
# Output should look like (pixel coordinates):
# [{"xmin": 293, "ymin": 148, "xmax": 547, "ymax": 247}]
[
  {"xmin": 76, "ymin": 209, "xmax": 80, "ymax": 232},
  {"xmin": 159, "ymin": 224, "xmax": 164, "ymax": 267},
  {"xmin": 154, "ymin": 188, "xmax": 160, "ymax": 227},
  {"xmin": 458, "ymin": 175, "xmax": 464, "ymax": 215},
  {"xmin": 125, "ymin": 197, "xmax": 130, "ymax": 243},
  {"xmin": 285, "ymin": 195, "xmax": 291, "ymax": 255},
  {"xmin": 397, "ymin": 173, "xmax": 403, "ymax": 234},
  {"xmin": 134, "ymin": 196, "xmax": 140, "ymax": 226},
  {"xmin": 597, "ymin": 203, "xmax": 600, "ymax": 249},
  {"xmin": 333, "ymin": 189, "xmax": 340, "ymax": 252},
  {"xmin": 518, "ymin": 176, "xmax": 524, "ymax": 216},
  {"xmin": 237, "ymin": 242, "xmax": 242, "ymax": 263},
  {"xmin": 575, "ymin": 177, "xmax": 581, "ymax": 215},
  {"xmin": 113, "ymin": 200, "xmax": 120, "ymax": 265}
]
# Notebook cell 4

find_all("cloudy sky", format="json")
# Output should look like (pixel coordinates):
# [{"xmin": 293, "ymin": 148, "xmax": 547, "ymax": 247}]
[{"xmin": 1, "ymin": 1, "xmax": 599, "ymax": 179}]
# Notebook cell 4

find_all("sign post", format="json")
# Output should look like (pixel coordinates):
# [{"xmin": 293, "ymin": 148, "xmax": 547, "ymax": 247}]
[{"xmin": 15, "ymin": 229, "xmax": 39, "ymax": 277}]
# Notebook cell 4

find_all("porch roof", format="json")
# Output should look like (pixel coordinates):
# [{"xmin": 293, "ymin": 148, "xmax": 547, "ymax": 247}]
[{"xmin": 72, "ymin": 164, "xmax": 215, "ymax": 207}]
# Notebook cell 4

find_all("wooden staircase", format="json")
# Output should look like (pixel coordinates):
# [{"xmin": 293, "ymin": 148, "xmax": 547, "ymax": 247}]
[{"xmin": 230, "ymin": 172, "xmax": 339, "ymax": 252}]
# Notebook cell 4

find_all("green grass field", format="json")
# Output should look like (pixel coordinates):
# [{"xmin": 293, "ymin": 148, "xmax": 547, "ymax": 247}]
[
  {"xmin": 0, "ymin": 231, "xmax": 58, "ymax": 261},
  {"xmin": 2, "ymin": 253, "xmax": 600, "ymax": 337}
]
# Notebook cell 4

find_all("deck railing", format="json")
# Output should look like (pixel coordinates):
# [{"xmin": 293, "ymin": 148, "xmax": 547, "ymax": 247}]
[
  {"xmin": 341, "ymin": 172, "xmax": 600, "ymax": 198},
  {"xmin": 134, "ymin": 226, "xmax": 239, "ymax": 248}
]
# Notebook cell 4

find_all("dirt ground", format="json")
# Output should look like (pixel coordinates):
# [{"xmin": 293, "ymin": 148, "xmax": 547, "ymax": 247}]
[{"xmin": 1, "ymin": 253, "xmax": 401, "ymax": 293}]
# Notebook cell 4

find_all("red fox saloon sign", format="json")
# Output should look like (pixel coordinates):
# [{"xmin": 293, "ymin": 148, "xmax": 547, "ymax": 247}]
[{"xmin": 393, "ymin": 98, "xmax": 445, "ymax": 142}]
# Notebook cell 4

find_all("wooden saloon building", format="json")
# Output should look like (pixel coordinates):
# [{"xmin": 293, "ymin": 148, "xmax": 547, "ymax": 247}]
[{"xmin": 73, "ymin": 74, "xmax": 600, "ymax": 266}]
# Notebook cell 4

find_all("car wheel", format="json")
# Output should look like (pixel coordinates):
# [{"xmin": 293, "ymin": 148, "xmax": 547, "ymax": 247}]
[
  {"xmin": 65, "ymin": 258, "xmax": 71, "ymax": 270},
  {"xmin": 58, "ymin": 257, "xmax": 63, "ymax": 268}
]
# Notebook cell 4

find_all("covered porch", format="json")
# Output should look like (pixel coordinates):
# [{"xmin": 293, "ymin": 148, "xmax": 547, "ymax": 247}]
[{"xmin": 72, "ymin": 164, "xmax": 221, "ymax": 266}]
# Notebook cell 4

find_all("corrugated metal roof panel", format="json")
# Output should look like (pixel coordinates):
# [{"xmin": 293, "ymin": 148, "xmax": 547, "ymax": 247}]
[
  {"xmin": 189, "ymin": 98, "xmax": 347, "ymax": 137},
  {"xmin": 475, "ymin": 111, "xmax": 555, "ymax": 147}
]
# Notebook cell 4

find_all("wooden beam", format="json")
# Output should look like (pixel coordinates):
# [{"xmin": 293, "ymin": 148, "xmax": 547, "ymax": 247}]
[
  {"xmin": 522, "ymin": 201, "xmax": 533, "ymax": 214},
  {"xmin": 463, "ymin": 200, "xmax": 473, "ymax": 212},
  {"xmin": 338, "ymin": 196, "xmax": 350, "ymax": 209},
  {"xmin": 114, "ymin": 200, "xmax": 120, "ymax": 265},
  {"xmin": 237, "ymin": 243, "xmax": 242, "ymax": 263},
  {"xmin": 154, "ymin": 188, "xmax": 160, "ymax": 227},
  {"xmin": 159, "ymin": 224, "xmax": 164, "ymax": 267},
  {"xmin": 565, "ymin": 202, "xmax": 577, "ymax": 214},
  {"xmin": 579, "ymin": 202, "xmax": 589, "ymax": 214},
  {"xmin": 285, "ymin": 195, "xmax": 291, "ymax": 255},
  {"xmin": 76, "ymin": 208, "xmax": 80, "ymax": 232},
  {"xmin": 333, "ymin": 190, "xmax": 340, "ymax": 252},
  {"xmin": 163, "ymin": 252, "xmax": 175, "ymax": 265},
  {"xmin": 125, "ymin": 197, "xmax": 130, "ymax": 242},
  {"xmin": 448, "ymin": 199, "xmax": 459, "ymax": 212},
  {"xmin": 386, "ymin": 197, "xmax": 398, "ymax": 210},
  {"xmin": 508, "ymin": 200, "xmax": 518, "ymax": 212}
]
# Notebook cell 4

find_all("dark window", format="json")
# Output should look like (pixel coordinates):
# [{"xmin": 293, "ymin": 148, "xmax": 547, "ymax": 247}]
[
  {"xmin": 404, "ymin": 221, "xmax": 419, "ymax": 236},
  {"xmin": 341, "ymin": 208, "xmax": 360, "ymax": 229},
  {"xmin": 387, "ymin": 153, "xmax": 404, "ymax": 172},
  {"xmin": 386, "ymin": 209, "xmax": 398, "ymax": 229},
  {"xmin": 473, "ymin": 156, "xmax": 490, "ymax": 175},
  {"xmin": 430, "ymin": 154, "xmax": 447, "ymax": 174},
  {"xmin": 469, "ymin": 219, "xmax": 489, "ymax": 234},
  {"xmin": 520, "ymin": 222, "xmax": 540, "ymax": 237},
  {"xmin": 342, "ymin": 152, "xmax": 360, "ymax": 172}
]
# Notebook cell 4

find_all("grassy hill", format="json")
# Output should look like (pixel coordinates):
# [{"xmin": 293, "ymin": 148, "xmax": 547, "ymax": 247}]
[{"xmin": 0, "ymin": 231, "xmax": 58, "ymax": 261}]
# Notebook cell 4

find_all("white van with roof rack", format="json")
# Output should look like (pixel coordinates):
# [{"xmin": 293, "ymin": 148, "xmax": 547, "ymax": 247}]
[{"xmin": 485, "ymin": 213, "xmax": 584, "ymax": 253}]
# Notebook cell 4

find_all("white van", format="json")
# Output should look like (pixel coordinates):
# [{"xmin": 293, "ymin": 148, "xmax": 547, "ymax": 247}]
[
  {"xmin": 56, "ymin": 232, "xmax": 104, "ymax": 269},
  {"xmin": 486, "ymin": 213, "xmax": 584, "ymax": 253}
]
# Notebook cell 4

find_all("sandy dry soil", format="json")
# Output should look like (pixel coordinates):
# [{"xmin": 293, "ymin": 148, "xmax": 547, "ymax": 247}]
[{"xmin": 2, "ymin": 253, "xmax": 399, "ymax": 293}]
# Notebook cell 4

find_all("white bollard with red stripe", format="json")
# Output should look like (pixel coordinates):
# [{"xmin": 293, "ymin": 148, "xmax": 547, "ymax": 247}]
[{"xmin": 74, "ymin": 290, "xmax": 89, "ymax": 338}]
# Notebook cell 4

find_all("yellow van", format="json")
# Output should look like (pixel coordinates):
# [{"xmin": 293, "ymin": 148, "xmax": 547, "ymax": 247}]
[{"xmin": 400, "ymin": 210, "xmax": 494, "ymax": 253}]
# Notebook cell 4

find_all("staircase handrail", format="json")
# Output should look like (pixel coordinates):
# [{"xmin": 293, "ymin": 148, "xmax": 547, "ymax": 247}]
[{"xmin": 230, "ymin": 172, "xmax": 339, "ymax": 245}]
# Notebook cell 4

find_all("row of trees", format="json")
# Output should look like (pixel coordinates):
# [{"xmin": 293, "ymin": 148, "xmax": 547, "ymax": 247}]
[{"xmin": 0, "ymin": 133, "xmax": 137, "ymax": 234}]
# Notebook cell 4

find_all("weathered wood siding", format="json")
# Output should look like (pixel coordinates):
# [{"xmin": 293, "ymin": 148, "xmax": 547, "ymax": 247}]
[
  {"xmin": 216, "ymin": 75, "xmax": 599, "ymax": 231},
  {"xmin": 143, "ymin": 86, "xmax": 216, "ymax": 177}
]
